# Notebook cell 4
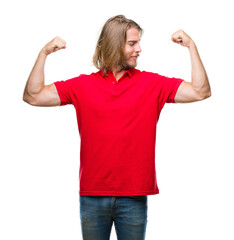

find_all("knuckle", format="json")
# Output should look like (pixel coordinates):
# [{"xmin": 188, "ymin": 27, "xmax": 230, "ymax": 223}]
[
  {"xmin": 54, "ymin": 36, "xmax": 61, "ymax": 43},
  {"xmin": 53, "ymin": 36, "xmax": 58, "ymax": 42}
]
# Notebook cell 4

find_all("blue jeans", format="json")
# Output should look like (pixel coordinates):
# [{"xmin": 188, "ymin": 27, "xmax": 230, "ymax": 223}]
[{"xmin": 79, "ymin": 195, "xmax": 148, "ymax": 240}]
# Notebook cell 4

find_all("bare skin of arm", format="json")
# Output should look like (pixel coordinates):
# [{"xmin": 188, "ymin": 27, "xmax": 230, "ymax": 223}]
[
  {"xmin": 23, "ymin": 36, "xmax": 66, "ymax": 106},
  {"xmin": 171, "ymin": 30, "xmax": 211, "ymax": 103}
]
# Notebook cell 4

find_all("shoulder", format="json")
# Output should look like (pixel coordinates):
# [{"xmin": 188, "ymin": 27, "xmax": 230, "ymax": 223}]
[
  {"xmin": 135, "ymin": 69, "xmax": 164, "ymax": 83},
  {"xmin": 138, "ymin": 70, "xmax": 181, "ymax": 83},
  {"xmin": 135, "ymin": 69, "xmax": 160, "ymax": 77},
  {"xmin": 67, "ymin": 72, "xmax": 96, "ymax": 83}
]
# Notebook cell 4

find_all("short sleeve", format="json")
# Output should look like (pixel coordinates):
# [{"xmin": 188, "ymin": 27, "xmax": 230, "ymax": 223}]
[
  {"xmin": 156, "ymin": 74, "xmax": 184, "ymax": 104},
  {"xmin": 54, "ymin": 77, "xmax": 79, "ymax": 106}
]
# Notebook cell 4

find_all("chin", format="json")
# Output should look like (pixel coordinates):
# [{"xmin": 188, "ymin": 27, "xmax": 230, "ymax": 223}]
[{"xmin": 126, "ymin": 62, "xmax": 137, "ymax": 69}]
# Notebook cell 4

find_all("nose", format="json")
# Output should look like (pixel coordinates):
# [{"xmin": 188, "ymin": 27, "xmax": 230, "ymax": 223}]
[{"xmin": 135, "ymin": 43, "xmax": 142, "ymax": 53}]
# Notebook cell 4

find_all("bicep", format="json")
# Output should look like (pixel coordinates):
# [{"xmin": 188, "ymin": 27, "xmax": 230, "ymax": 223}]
[
  {"xmin": 174, "ymin": 81, "xmax": 203, "ymax": 103},
  {"xmin": 30, "ymin": 83, "xmax": 61, "ymax": 107}
]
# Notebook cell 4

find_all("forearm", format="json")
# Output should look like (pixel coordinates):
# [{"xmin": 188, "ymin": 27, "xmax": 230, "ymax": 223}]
[
  {"xmin": 23, "ymin": 50, "xmax": 47, "ymax": 99},
  {"xmin": 188, "ymin": 42, "xmax": 211, "ymax": 97}
]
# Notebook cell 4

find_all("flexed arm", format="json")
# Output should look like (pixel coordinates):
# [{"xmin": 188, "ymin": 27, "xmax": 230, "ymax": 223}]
[
  {"xmin": 23, "ymin": 36, "xmax": 66, "ymax": 106},
  {"xmin": 171, "ymin": 30, "xmax": 211, "ymax": 103}
]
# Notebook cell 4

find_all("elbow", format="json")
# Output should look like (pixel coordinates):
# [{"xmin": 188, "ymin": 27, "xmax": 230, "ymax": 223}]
[
  {"xmin": 22, "ymin": 92, "xmax": 36, "ymax": 105},
  {"xmin": 199, "ymin": 90, "xmax": 212, "ymax": 100},
  {"xmin": 23, "ymin": 94, "xmax": 29, "ymax": 103},
  {"xmin": 205, "ymin": 87, "xmax": 212, "ymax": 99},
  {"xmin": 23, "ymin": 91, "xmax": 31, "ymax": 104},
  {"xmin": 23, "ymin": 93, "xmax": 29, "ymax": 104},
  {"xmin": 207, "ymin": 90, "xmax": 212, "ymax": 98}
]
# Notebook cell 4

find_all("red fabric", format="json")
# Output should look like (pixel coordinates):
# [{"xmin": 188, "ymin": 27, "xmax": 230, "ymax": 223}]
[{"xmin": 54, "ymin": 68, "xmax": 184, "ymax": 196}]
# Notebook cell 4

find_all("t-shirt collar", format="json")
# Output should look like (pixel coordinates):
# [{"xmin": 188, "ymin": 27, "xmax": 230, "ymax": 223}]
[{"xmin": 99, "ymin": 68, "xmax": 135, "ymax": 79}]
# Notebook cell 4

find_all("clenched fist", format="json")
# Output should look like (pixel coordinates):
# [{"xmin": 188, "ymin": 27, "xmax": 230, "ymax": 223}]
[
  {"xmin": 41, "ymin": 36, "xmax": 66, "ymax": 55},
  {"xmin": 171, "ymin": 30, "xmax": 195, "ymax": 48}
]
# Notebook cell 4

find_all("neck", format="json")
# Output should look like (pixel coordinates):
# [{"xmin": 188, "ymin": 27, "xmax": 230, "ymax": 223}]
[{"xmin": 112, "ymin": 67, "xmax": 125, "ymax": 81}]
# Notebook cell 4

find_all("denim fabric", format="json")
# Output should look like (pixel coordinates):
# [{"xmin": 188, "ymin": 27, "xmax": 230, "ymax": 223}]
[{"xmin": 79, "ymin": 195, "xmax": 148, "ymax": 240}]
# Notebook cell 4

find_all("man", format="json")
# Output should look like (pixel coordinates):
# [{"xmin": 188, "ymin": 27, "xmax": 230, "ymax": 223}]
[{"xmin": 23, "ymin": 15, "xmax": 211, "ymax": 240}]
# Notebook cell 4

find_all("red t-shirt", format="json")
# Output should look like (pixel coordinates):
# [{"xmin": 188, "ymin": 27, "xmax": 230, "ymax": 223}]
[{"xmin": 54, "ymin": 68, "xmax": 184, "ymax": 196}]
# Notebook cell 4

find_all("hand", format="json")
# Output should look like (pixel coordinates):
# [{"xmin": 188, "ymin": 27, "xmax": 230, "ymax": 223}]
[
  {"xmin": 171, "ymin": 30, "xmax": 195, "ymax": 48},
  {"xmin": 41, "ymin": 36, "xmax": 66, "ymax": 55}
]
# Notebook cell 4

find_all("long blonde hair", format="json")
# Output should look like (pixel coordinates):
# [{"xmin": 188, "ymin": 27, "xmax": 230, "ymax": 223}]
[{"xmin": 93, "ymin": 15, "xmax": 143, "ymax": 75}]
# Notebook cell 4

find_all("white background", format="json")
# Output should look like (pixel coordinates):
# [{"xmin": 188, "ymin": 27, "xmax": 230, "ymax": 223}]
[{"xmin": 1, "ymin": 0, "xmax": 233, "ymax": 239}]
